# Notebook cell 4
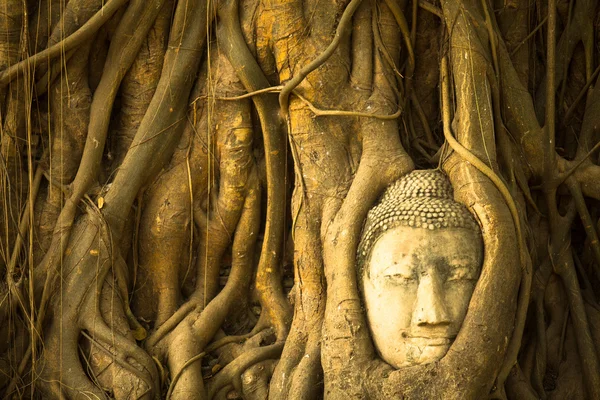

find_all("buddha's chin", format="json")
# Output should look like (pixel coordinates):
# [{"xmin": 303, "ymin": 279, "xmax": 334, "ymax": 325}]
[
  {"xmin": 409, "ymin": 342, "xmax": 451, "ymax": 365},
  {"xmin": 382, "ymin": 339, "xmax": 453, "ymax": 369}
]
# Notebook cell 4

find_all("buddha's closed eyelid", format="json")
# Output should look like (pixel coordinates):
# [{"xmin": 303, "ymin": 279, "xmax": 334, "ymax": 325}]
[
  {"xmin": 383, "ymin": 273, "xmax": 417, "ymax": 285},
  {"xmin": 380, "ymin": 265, "xmax": 416, "ymax": 285},
  {"xmin": 382, "ymin": 262, "xmax": 415, "ymax": 277},
  {"xmin": 446, "ymin": 265, "xmax": 479, "ymax": 281},
  {"xmin": 447, "ymin": 258, "xmax": 479, "ymax": 269}
]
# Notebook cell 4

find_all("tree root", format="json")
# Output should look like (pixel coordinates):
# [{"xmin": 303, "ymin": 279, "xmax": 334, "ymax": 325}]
[
  {"xmin": 240, "ymin": 360, "xmax": 278, "ymax": 400},
  {"xmin": 32, "ymin": 215, "xmax": 159, "ymax": 399},
  {"xmin": 269, "ymin": 212, "xmax": 324, "ymax": 400},
  {"xmin": 441, "ymin": 55, "xmax": 531, "ymax": 394},
  {"xmin": 217, "ymin": 0, "xmax": 292, "ymax": 340},
  {"xmin": 157, "ymin": 179, "xmax": 259, "ymax": 397},
  {"xmin": 277, "ymin": 0, "xmax": 364, "ymax": 118},
  {"xmin": 207, "ymin": 342, "xmax": 284, "ymax": 399},
  {"xmin": 6, "ymin": 0, "xmax": 600, "ymax": 399}
]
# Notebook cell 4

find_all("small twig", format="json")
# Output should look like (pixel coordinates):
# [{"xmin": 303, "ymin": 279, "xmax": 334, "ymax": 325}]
[
  {"xmin": 418, "ymin": 0, "xmax": 442, "ymax": 18},
  {"xmin": 563, "ymin": 63, "xmax": 600, "ymax": 123},
  {"xmin": 131, "ymin": 191, "xmax": 144, "ymax": 304},
  {"xmin": 166, "ymin": 352, "xmax": 206, "ymax": 399},
  {"xmin": 182, "ymin": 143, "xmax": 195, "ymax": 289},
  {"xmin": 190, "ymin": 86, "xmax": 284, "ymax": 103},
  {"xmin": 510, "ymin": 15, "xmax": 548, "ymax": 57},
  {"xmin": 554, "ymin": 140, "xmax": 600, "ymax": 186},
  {"xmin": 294, "ymin": 91, "xmax": 401, "ymax": 120},
  {"xmin": 558, "ymin": 307, "xmax": 569, "ymax": 363}
]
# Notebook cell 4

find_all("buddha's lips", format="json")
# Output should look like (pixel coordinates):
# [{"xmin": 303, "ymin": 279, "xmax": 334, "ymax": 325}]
[{"xmin": 405, "ymin": 336, "xmax": 454, "ymax": 346}]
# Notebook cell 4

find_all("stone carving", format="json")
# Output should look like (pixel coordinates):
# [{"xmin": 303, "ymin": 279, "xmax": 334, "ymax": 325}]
[{"xmin": 357, "ymin": 170, "xmax": 483, "ymax": 368}]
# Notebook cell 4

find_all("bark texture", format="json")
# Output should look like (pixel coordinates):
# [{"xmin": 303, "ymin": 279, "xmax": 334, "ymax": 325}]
[{"xmin": 1, "ymin": 0, "xmax": 600, "ymax": 399}]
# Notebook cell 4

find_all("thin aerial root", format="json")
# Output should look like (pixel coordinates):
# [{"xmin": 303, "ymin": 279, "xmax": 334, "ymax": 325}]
[
  {"xmin": 410, "ymin": 92, "xmax": 435, "ymax": 147},
  {"xmin": 510, "ymin": 16, "xmax": 548, "ymax": 57},
  {"xmin": 554, "ymin": 253, "xmax": 600, "ymax": 398},
  {"xmin": 563, "ymin": 63, "xmax": 600, "ymax": 123},
  {"xmin": 277, "ymin": 0, "xmax": 364, "ymax": 118},
  {"xmin": 8, "ymin": 163, "xmax": 44, "ymax": 285},
  {"xmin": 192, "ymin": 86, "xmax": 284, "ymax": 102},
  {"xmin": 556, "ymin": 141, "xmax": 600, "ymax": 187},
  {"xmin": 544, "ymin": 0, "xmax": 557, "ymax": 168},
  {"xmin": 382, "ymin": 0, "xmax": 414, "ymax": 72},
  {"xmin": 567, "ymin": 180, "xmax": 600, "ymax": 282},
  {"xmin": 0, "ymin": 0, "xmax": 128, "ymax": 87},
  {"xmin": 418, "ymin": 0, "xmax": 442, "ymax": 18},
  {"xmin": 34, "ymin": 48, "xmax": 76, "ymax": 95},
  {"xmin": 294, "ymin": 91, "xmax": 401, "ymax": 119},
  {"xmin": 532, "ymin": 299, "xmax": 547, "ymax": 397},
  {"xmin": 166, "ymin": 351, "xmax": 206, "ymax": 399}
]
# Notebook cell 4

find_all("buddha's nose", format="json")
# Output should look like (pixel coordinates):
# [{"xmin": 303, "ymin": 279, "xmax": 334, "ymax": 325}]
[{"xmin": 411, "ymin": 271, "xmax": 451, "ymax": 327}]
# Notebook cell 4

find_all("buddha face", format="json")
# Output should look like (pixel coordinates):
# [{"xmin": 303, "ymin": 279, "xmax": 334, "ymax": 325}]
[{"xmin": 362, "ymin": 225, "xmax": 483, "ymax": 368}]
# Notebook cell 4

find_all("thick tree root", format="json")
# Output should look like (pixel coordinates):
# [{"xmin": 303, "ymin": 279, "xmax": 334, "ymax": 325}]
[
  {"xmin": 207, "ymin": 342, "xmax": 284, "ymax": 399},
  {"xmin": 35, "ymin": 215, "xmax": 158, "ymax": 399}
]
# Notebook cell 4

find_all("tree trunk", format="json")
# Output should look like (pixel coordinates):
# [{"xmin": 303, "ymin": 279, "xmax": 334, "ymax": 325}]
[{"xmin": 1, "ymin": 0, "xmax": 600, "ymax": 399}]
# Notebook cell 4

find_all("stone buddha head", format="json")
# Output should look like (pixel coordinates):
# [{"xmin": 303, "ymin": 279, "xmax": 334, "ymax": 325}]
[{"xmin": 357, "ymin": 170, "xmax": 483, "ymax": 369}]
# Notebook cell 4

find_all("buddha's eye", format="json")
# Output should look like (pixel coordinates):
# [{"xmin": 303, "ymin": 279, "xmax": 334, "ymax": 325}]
[
  {"xmin": 381, "ymin": 262, "xmax": 415, "ymax": 284},
  {"xmin": 384, "ymin": 273, "xmax": 416, "ymax": 284},
  {"xmin": 447, "ymin": 266, "xmax": 477, "ymax": 282}
]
